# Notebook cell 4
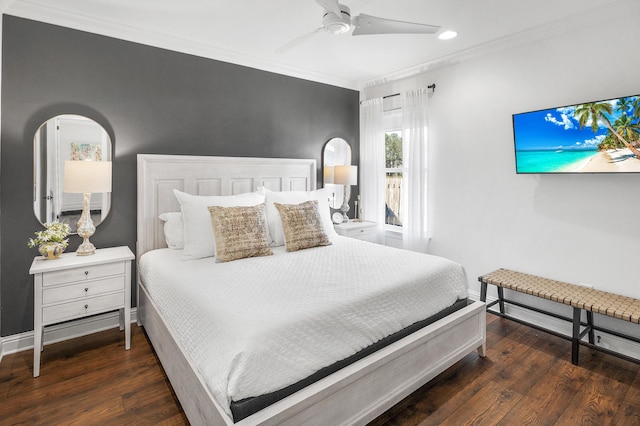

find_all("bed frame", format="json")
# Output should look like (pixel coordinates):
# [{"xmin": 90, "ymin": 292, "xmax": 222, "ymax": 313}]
[{"xmin": 136, "ymin": 154, "xmax": 486, "ymax": 426}]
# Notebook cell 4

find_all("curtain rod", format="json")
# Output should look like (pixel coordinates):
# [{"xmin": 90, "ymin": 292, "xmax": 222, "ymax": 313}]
[
  {"xmin": 360, "ymin": 84, "xmax": 436, "ymax": 105},
  {"xmin": 383, "ymin": 84, "xmax": 436, "ymax": 99}
]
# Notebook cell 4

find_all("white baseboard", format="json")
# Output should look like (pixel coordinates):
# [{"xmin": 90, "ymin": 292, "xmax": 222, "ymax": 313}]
[
  {"xmin": 0, "ymin": 308, "xmax": 138, "ymax": 363},
  {"xmin": 469, "ymin": 290, "xmax": 640, "ymax": 361}
]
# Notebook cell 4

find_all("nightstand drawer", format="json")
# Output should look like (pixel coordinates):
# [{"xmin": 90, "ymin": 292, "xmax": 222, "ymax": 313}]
[
  {"xmin": 42, "ymin": 276, "xmax": 126, "ymax": 305},
  {"xmin": 43, "ymin": 261, "xmax": 125, "ymax": 286},
  {"xmin": 334, "ymin": 221, "xmax": 378, "ymax": 242},
  {"xmin": 42, "ymin": 292, "xmax": 125, "ymax": 324},
  {"xmin": 342, "ymin": 226, "xmax": 376, "ymax": 238}
]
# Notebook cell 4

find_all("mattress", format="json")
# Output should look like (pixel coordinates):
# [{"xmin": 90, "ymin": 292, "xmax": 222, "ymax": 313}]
[
  {"xmin": 231, "ymin": 298, "xmax": 469, "ymax": 421},
  {"xmin": 138, "ymin": 236, "xmax": 468, "ymax": 419}
]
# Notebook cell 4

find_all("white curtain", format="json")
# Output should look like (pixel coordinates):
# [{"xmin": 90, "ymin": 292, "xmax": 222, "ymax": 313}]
[
  {"xmin": 359, "ymin": 98, "xmax": 385, "ymax": 239},
  {"xmin": 401, "ymin": 88, "xmax": 430, "ymax": 252}
]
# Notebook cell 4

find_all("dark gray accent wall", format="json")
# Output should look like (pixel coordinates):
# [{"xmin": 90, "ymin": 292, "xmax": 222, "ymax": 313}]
[{"xmin": 1, "ymin": 15, "xmax": 359, "ymax": 336}]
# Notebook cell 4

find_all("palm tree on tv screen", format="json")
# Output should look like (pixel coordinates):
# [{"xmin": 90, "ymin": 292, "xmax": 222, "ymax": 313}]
[
  {"xmin": 616, "ymin": 97, "xmax": 640, "ymax": 147},
  {"xmin": 617, "ymin": 97, "xmax": 632, "ymax": 116},
  {"xmin": 598, "ymin": 133, "xmax": 617, "ymax": 151},
  {"xmin": 632, "ymin": 97, "xmax": 640, "ymax": 119},
  {"xmin": 613, "ymin": 115, "xmax": 640, "ymax": 148},
  {"xmin": 574, "ymin": 101, "xmax": 640, "ymax": 159}
]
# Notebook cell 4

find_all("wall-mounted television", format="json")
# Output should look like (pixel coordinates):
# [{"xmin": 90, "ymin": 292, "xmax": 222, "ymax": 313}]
[{"xmin": 512, "ymin": 94, "xmax": 640, "ymax": 173}]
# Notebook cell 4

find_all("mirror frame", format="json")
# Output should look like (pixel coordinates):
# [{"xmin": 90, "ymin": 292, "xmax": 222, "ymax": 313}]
[
  {"xmin": 33, "ymin": 114, "xmax": 112, "ymax": 232},
  {"xmin": 322, "ymin": 137, "xmax": 352, "ymax": 209}
]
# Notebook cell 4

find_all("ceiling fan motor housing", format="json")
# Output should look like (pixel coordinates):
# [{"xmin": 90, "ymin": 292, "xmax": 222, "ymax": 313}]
[{"xmin": 323, "ymin": 5, "xmax": 351, "ymax": 35}]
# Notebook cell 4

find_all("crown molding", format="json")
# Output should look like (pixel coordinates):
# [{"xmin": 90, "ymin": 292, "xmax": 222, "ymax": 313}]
[
  {"xmin": 359, "ymin": 0, "xmax": 640, "ymax": 91},
  {"xmin": 5, "ymin": 1, "xmax": 359, "ymax": 90},
  {"xmin": 0, "ymin": 0, "xmax": 16, "ymax": 13},
  {"xmin": 8, "ymin": 0, "xmax": 639, "ymax": 93}
]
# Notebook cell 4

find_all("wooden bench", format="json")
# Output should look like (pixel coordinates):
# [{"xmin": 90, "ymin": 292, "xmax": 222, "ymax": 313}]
[{"xmin": 478, "ymin": 268, "xmax": 640, "ymax": 365}]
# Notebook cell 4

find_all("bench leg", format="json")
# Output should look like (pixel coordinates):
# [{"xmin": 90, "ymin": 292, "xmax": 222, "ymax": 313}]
[
  {"xmin": 480, "ymin": 281, "xmax": 487, "ymax": 303},
  {"xmin": 587, "ymin": 311, "xmax": 595, "ymax": 344},
  {"xmin": 497, "ymin": 287, "xmax": 505, "ymax": 314},
  {"xmin": 572, "ymin": 307, "xmax": 581, "ymax": 365}
]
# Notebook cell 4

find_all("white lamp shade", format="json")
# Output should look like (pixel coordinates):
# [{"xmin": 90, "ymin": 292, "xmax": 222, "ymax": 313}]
[
  {"xmin": 334, "ymin": 165, "xmax": 358, "ymax": 186},
  {"xmin": 64, "ymin": 160, "xmax": 112, "ymax": 193},
  {"xmin": 324, "ymin": 166, "xmax": 334, "ymax": 184}
]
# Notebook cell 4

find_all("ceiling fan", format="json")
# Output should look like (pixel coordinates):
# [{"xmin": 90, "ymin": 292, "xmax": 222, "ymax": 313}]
[
  {"xmin": 277, "ymin": 0, "xmax": 441, "ymax": 53},
  {"xmin": 315, "ymin": 0, "xmax": 440, "ymax": 36}
]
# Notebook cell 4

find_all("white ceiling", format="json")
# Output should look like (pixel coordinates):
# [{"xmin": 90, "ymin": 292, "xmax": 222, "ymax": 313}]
[{"xmin": 4, "ymin": 0, "xmax": 637, "ymax": 90}]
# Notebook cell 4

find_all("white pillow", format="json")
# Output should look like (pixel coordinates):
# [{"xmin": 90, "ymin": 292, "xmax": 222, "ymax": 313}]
[
  {"xmin": 173, "ymin": 189, "xmax": 266, "ymax": 260},
  {"xmin": 158, "ymin": 212, "xmax": 184, "ymax": 249},
  {"xmin": 260, "ymin": 187, "xmax": 337, "ymax": 246}
]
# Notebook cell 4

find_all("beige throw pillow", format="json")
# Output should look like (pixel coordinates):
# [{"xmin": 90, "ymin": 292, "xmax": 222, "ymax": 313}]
[
  {"xmin": 174, "ymin": 189, "xmax": 266, "ymax": 260},
  {"xmin": 274, "ymin": 200, "xmax": 332, "ymax": 252},
  {"xmin": 208, "ymin": 204, "xmax": 273, "ymax": 262},
  {"xmin": 259, "ymin": 187, "xmax": 337, "ymax": 246}
]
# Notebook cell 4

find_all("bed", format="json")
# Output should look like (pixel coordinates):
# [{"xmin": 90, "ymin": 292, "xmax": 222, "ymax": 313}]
[{"xmin": 136, "ymin": 154, "xmax": 486, "ymax": 426}]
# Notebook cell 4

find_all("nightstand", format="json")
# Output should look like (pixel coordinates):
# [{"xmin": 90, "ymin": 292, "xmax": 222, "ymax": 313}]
[
  {"xmin": 334, "ymin": 220, "xmax": 377, "ymax": 242},
  {"xmin": 29, "ymin": 246, "xmax": 135, "ymax": 377}
]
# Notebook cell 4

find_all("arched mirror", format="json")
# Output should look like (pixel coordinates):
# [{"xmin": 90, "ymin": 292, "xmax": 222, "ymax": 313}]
[
  {"xmin": 33, "ymin": 114, "xmax": 112, "ymax": 232},
  {"xmin": 322, "ymin": 137, "xmax": 351, "ymax": 209}
]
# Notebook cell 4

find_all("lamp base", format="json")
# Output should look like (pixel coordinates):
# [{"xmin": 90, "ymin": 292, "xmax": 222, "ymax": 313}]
[
  {"xmin": 76, "ymin": 192, "xmax": 96, "ymax": 256},
  {"xmin": 76, "ymin": 239, "xmax": 96, "ymax": 256},
  {"xmin": 340, "ymin": 184, "xmax": 351, "ymax": 223}
]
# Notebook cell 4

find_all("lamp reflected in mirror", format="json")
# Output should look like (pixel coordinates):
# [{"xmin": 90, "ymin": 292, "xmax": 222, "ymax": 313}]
[
  {"xmin": 324, "ymin": 165, "xmax": 334, "ymax": 184},
  {"xmin": 322, "ymin": 138, "xmax": 351, "ymax": 209},
  {"xmin": 33, "ymin": 114, "xmax": 112, "ymax": 232}
]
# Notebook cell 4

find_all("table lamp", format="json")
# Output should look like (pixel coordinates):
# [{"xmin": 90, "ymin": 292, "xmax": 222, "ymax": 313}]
[
  {"xmin": 333, "ymin": 165, "xmax": 357, "ymax": 222},
  {"xmin": 323, "ymin": 165, "xmax": 334, "ymax": 184},
  {"xmin": 63, "ymin": 160, "xmax": 112, "ymax": 255}
]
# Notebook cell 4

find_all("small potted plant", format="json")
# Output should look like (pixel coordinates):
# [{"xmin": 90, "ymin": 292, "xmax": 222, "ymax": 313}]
[{"xmin": 27, "ymin": 222, "xmax": 71, "ymax": 260}]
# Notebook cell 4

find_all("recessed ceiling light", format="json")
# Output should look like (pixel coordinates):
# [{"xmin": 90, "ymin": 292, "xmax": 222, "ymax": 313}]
[{"xmin": 438, "ymin": 30, "xmax": 458, "ymax": 40}]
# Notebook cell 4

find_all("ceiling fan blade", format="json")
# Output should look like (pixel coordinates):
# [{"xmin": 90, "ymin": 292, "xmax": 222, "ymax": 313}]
[
  {"xmin": 352, "ymin": 13, "xmax": 440, "ymax": 36},
  {"xmin": 275, "ymin": 27, "xmax": 323, "ymax": 54},
  {"xmin": 315, "ymin": 0, "xmax": 343, "ymax": 17}
]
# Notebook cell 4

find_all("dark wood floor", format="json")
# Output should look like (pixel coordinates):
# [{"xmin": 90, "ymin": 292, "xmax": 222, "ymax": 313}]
[{"xmin": 2, "ymin": 313, "xmax": 640, "ymax": 425}]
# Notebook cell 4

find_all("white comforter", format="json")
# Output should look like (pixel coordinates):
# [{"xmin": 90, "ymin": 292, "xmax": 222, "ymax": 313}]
[{"xmin": 139, "ymin": 236, "xmax": 467, "ymax": 416}]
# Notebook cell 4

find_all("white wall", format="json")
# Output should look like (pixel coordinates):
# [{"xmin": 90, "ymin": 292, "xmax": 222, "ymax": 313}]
[{"xmin": 363, "ymin": 9, "xmax": 640, "ymax": 351}]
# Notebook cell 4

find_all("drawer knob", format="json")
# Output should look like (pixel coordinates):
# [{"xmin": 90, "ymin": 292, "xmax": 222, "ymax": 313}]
[
  {"xmin": 84, "ymin": 288, "xmax": 88, "ymax": 293},
  {"xmin": 84, "ymin": 304, "xmax": 88, "ymax": 309},
  {"xmin": 84, "ymin": 271, "xmax": 89, "ymax": 276}
]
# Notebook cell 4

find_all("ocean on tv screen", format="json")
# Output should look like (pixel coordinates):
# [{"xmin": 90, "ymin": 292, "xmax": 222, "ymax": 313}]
[
  {"xmin": 513, "ymin": 94, "xmax": 640, "ymax": 174},
  {"xmin": 516, "ymin": 149, "xmax": 598, "ymax": 173}
]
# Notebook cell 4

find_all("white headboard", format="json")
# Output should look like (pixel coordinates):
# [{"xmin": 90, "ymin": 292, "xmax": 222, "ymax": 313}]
[{"xmin": 136, "ymin": 154, "xmax": 317, "ymax": 256}]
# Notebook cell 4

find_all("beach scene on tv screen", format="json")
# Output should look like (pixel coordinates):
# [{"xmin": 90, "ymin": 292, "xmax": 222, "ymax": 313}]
[{"xmin": 513, "ymin": 95, "xmax": 640, "ymax": 173}]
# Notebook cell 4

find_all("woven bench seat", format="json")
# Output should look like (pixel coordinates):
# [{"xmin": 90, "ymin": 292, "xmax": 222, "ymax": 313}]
[
  {"xmin": 481, "ymin": 268, "xmax": 640, "ymax": 324},
  {"xmin": 479, "ymin": 268, "xmax": 640, "ymax": 365}
]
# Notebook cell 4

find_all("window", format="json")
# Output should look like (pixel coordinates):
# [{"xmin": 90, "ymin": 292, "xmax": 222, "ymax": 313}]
[
  {"xmin": 362, "ymin": 90, "xmax": 429, "ymax": 245},
  {"xmin": 385, "ymin": 130, "xmax": 403, "ymax": 227},
  {"xmin": 383, "ymin": 96, "xmax": 405, "ymax": 228}
]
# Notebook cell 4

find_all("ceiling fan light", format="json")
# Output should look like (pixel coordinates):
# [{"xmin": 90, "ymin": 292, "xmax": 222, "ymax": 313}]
[
  {"xmin": 326, "ymin": 21, "xmax": 350, "ymax": 35},
  {"xmin": 438, "ymin": 30, "xmax": 458, "ymax": 40},
  {"xmin": 322, "ymin": 5, "xmax": 351, "ymax": 35}
]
